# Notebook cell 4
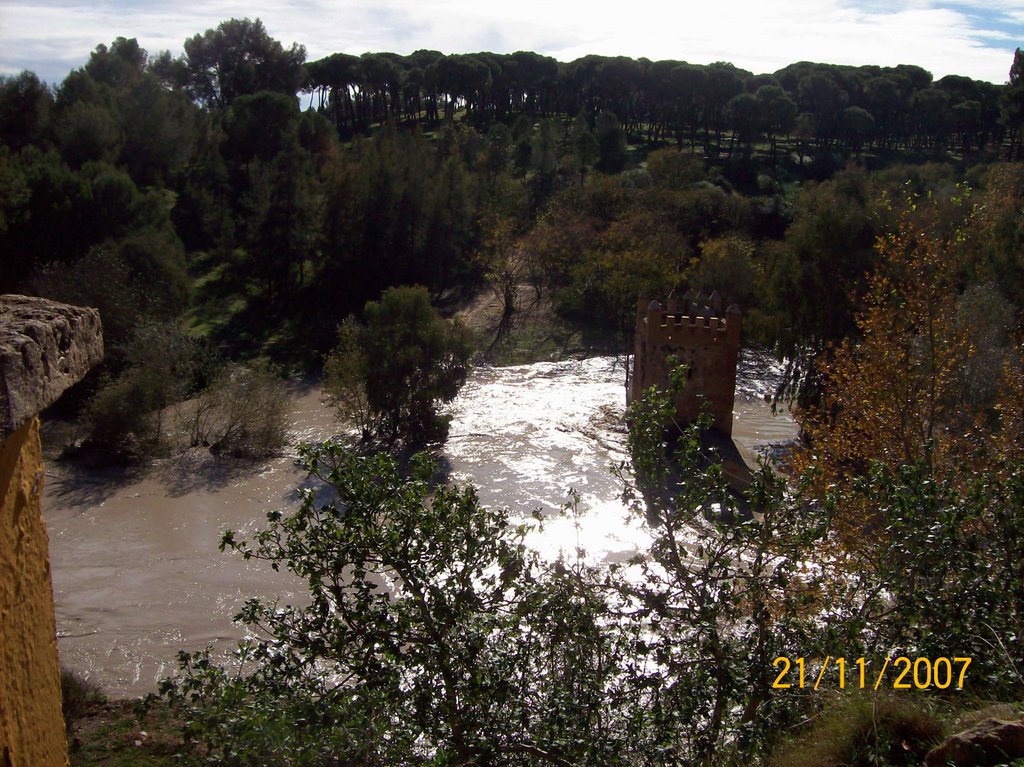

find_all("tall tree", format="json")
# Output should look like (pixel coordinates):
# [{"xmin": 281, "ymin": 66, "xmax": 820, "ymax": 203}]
[
  {"xmin": 0, "ymin": 72, "xmax": 52, "ymax": 151},
  {"xmin": 118, "ymin": 74, "xmax": 197, "ymax": 184},
  {"xmin": 84, "ymin": 37, "xmax": 146, "ymax": 88},
  {"xmin": 797, "ymin": 71, "xmax": 847, "ymax": 146},
  {"xmin": 764, "ymin": 168, "xmax": 877, "ymax": 402},
  {"xmin": 178, "ymin": 18, "xmax": 306, "ymax": 107},
  {"xmin": 796, "ymin": 195, "xmax": 978, "ymax": 498},
  {"xmin": 569, "ymin": 110, "xmax": 599, "ymax": 184},
  {"xmin": 726, "ymin": 91, "xmax": 761, "ymax": 154},
  {"xmin": 594, "ymin": 110, "xmax": 627, "ymax": 172},
  {"xmin": 333, "ymin": 285, "xmax": 473, "ymax": 445},
  {"xmin": 756, "ymin": 85, "xmax": 797, "ymax": 169},
  {"xmin": 702, "ymin": 62, "xmax": 745, "ymax": 155},
  {"xmin": 1002, "ymin": 48, "xmax": 1024, "ymax": 159}
]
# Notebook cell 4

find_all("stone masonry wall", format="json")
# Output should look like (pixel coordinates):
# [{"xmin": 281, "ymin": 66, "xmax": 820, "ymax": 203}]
[
  {"xmin": 629, "ymin": 291, "xmax": 741, "ymax": 436},
  {"xmin": 0, "ymin": 295, "xmax": 103, "ymax": 767}
]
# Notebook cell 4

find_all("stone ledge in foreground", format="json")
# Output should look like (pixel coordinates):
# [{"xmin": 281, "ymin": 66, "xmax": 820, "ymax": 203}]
[{"xmin": 0, "ymin": 294, "xmax": 103, "ymax": 435}]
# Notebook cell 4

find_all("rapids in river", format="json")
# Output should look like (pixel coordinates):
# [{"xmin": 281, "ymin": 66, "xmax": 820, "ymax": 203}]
[{"xmin": 44, "ymin": 352, "xmax": 796, "ymax": 697}]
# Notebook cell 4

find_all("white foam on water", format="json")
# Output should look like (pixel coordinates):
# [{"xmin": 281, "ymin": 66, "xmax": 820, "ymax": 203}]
[
  {"xmin": 445, "ymin": 356, "xmax": 647, "ymax": 565},
  {"xmin": 45, "ymin": 352, "xmax": 797, "ymax": 697}
]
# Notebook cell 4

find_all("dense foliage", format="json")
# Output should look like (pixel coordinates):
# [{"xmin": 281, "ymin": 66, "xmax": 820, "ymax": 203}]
[
  {"xmin": 4, "ymin": 22, "xmax": 1024, "ymax": 421},
  {"xmin": 163, "ymin": 165, "xmax": 1024, "ymax": 763},
  {"xmin": 4, "ymin": 15, "xmax": 1022, "ymax": 766},
  {"xmin": 324, "ymin": 285, "xmax": 473, "ymax": 446},
  {"xmin": 300, "ymin": 48, "xmax": 1014, "ymax": 160}
]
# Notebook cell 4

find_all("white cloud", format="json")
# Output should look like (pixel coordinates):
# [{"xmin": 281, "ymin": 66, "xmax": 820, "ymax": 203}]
[{"xmin": 0, "ymin": 0, "xmax": 1017, "ymax": 85}]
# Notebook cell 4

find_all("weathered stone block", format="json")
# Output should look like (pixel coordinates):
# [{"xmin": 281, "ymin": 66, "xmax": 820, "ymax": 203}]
[
  {"xmin": 1, "ymin": 295, "xmax": 101, "ymax": 766},
  {"xmin": 0, "ymin": 295, "xmax": 103, "ymax": 435},
  {"xmin": 925, "ymin": 717, "xmax": 1024, "ymax": 767}
]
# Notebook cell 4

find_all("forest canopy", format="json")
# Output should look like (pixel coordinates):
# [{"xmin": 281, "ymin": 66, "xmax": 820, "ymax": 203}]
[{"xmin": 2, "ymin": 19, "xmax": 1024, "ymax": 448}]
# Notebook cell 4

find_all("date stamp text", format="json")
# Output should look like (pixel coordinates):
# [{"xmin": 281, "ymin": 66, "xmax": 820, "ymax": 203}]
[{"xmin": 772, "ymin": 656, "xmax": 972, "ymax": 690}]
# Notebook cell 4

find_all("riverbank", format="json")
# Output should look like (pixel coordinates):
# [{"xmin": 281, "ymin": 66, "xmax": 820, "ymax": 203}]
[
  {"xmin": 64, "ymin": 672, "xmax": 1024, "ymax": 767},
  {"xmin": 453, "ymin": 283, "xmax": 624, "ymax": 365},
  {"xmin": 68, "ymin": 697, "xmax": 182, "ymax": 767},
  {"xmin": 44, "ymin": 382, "xmax": 329, "ymax": 698}
]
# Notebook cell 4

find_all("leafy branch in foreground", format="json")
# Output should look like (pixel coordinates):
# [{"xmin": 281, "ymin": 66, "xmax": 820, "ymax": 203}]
[
  {"xmin": 163, "ymin": 444, "xmax": 624, "ymax": 766},
  {"xmin": 165, "ymin": 364, "xmax": 1024, "ymax": 766},
  {"xmin": 618, "ymin": 363, "xmax": 1024, "ymax": 761},
  {"xmin": 616, "ymin": 369, "xmax": 833, "ymax": 762}
]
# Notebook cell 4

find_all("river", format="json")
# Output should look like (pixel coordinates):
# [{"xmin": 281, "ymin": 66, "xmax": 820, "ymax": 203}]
[{"xmin": 43, "ymin": 352, "xmax": 796, "ymax": 698}]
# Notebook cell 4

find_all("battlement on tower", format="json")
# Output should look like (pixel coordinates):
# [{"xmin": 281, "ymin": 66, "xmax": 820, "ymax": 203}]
[{"xmin": 628, "ymin": 289, "xmax": 741, "ymax": 437}]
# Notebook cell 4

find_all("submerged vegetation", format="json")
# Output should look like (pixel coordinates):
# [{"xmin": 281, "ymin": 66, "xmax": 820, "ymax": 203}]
[
  {"xmin": 6, "ymin": 15, "xmax": 1024, "ymax": 766},
  {"xmin": 324, "ymin": 285, "xmax": 473, "ymax": 448}
]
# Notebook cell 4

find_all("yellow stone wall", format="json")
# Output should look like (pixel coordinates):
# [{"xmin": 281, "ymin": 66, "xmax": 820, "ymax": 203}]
[{"xmin": 0, "ymin": 416, "xmax": 68, "ymax": 767}]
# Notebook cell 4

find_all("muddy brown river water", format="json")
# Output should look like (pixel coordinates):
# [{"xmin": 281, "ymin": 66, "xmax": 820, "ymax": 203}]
[{"xmin": 44, "ymin": 353, "xmax": 797, "ymax": 698}]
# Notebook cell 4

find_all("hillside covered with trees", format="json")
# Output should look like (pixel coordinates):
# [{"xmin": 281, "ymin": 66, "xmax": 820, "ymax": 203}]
[{"xmin": 3, "ymin": 20, "xmax": 1023, "ymax": 386}]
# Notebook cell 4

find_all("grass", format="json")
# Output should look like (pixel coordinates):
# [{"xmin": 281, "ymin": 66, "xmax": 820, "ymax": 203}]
[
  {"xmin": 69, "ymin": 691, "xmax": 1024, "ymax": 766},
  {"xmin": 69, "ymin": 698, "xmax": 185, "ymax": 767},
  {"xmin": 58, "ymin": 665, "xmax": 1024, "ymax": 766},
  {"xmin": 184, "ymin": 248, "xmax": 327, "ymax": 371},
  {"xmin": 767, "ymin": 692, "xmax": 1024, "ymax": 767},
  {"xmin": 769, "ymin": 692, "xmax": 945, "ymax": 767},
  {"xmin": 61, "ymin": 666, "xmax": 187, "ymax": 766}
]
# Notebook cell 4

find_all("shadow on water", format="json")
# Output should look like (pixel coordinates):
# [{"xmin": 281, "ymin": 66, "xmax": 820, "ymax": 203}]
[
  {"xmin": 278, "ymin": 439, "xmax": 458, "ymax": 509},
  {"xmin": 46, "ymin": 463, "xmax": 144, "ymax": 511},
  {"xmin": 48, "ymin": 451, "xmax": 276, "ymax": 509},
  {"xmin": 46, "ymin": 352, "xmax": 800, "ymax": 697},
  {"xmin": 284, "ymin": 457, "xmax": 337, "ymax": 507},
  {"xmin": 151, "ymin": 451, "xmax": 267, "ymax": 498},
  {"xmin": 429, "ymin": 453, "xmax": 454, "ymax": 486},
  {"xmin": 53, "ymin": 377, "xmax": 341, "ymax": 506}
]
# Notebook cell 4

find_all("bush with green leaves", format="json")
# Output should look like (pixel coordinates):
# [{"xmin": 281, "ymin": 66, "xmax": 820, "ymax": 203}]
[
  {"xmin": 164, "ymin": 446, "xmax": 625, "ymax": 766},
  {"xmin": 322, "ymin": 316, "xmax": 374, "ymax": 441},
  {"xmin": 613, "ymin": 369, "xmax": 837, "ymax": 762},
  {"xmin": 324, "ymin": 285, "xmax": 473, "ymax": 447},
  {"xmin": 84, "ymin": 324, "xmax": 288, "ymax": 461},
  {"xmin": 84, "ymin": 321, "xmax": 206, "ymax": 457},
  {"xmin": 164, "ymin": 371, "xmax": 827, "ymax": 765},
  {"xmin": 814, "ymin": 460, "xmax": 1024, "ymax": 692}
]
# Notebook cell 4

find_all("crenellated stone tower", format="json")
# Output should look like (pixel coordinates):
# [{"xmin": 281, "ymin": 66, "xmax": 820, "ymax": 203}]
[{"xmin": 627, "ymin": 289, "xmax": 741, "ymax": 437}]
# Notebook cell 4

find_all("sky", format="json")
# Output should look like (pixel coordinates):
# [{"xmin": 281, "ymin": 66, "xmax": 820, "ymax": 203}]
[{"xmin": 0, "ymin": 0, "xmax": 1022, "ymax": 87}]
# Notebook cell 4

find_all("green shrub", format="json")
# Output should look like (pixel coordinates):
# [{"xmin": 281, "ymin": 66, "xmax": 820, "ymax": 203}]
[
  {"xmin": 189, "ymin": 362, "xmax": 289, "ymax": 458},
  {"xmin": 324, "ymin": 285, "xmax": 472, "ymax": 447},
  {"xmin": 83, "ymin": 322, "xmax": 205, "ymax": 459},
  {"xmin": 84, "ymin": 370, "xmax": 159, "ymax": 457}
]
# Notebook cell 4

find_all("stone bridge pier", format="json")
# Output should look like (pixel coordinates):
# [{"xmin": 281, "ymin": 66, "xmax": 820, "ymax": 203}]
[{"xmin": 1, "ymin": 295, "xmax": 102, "ymax": 767}]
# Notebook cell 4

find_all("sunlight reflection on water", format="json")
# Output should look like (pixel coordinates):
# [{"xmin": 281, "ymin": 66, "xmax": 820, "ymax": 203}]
[{"xmin": 46, "ymin": 352, "xmax": 796, "ymax": 696}]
